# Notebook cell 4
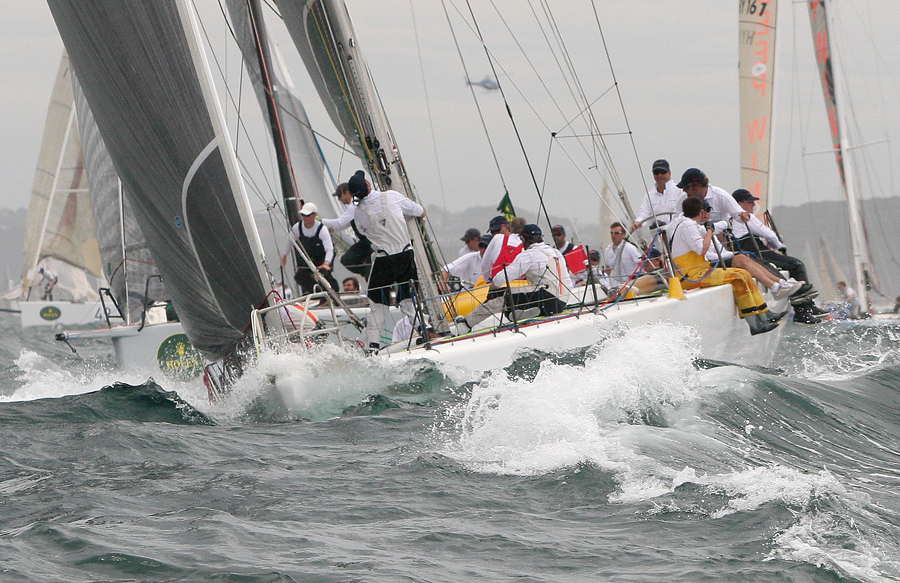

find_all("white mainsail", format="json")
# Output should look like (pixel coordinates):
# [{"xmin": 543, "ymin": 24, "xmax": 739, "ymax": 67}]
[
  {"xmin": 22, "ymin": 53, "xmax": 101, "ymax": 303},
  {"xmin": 738, "ymin": 0, "xmax": 778, "ymax": 215}
]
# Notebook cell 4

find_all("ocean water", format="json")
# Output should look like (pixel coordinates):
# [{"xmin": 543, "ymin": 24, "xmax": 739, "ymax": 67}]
[{"xmin": 3, "ymin": 314, "xmax": 900, "ymax": 582}]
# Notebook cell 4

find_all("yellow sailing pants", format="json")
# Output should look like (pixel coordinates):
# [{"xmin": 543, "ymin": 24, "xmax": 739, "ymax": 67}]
[{"xmin": 673, "ymin": 251, "xmax": 768, "ymax": 318}]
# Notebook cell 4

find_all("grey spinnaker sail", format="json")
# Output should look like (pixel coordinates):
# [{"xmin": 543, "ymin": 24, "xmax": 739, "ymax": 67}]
[
  {"xmin": 22, "ymin": 52, "xmax": 102, "ymax": 300},
  {"xmin": 223, "ymin": 0, "xmax": 348, "ymax": 233},
  {"xmin": 47, "ymin": 0, "xmax": 270, "ymax": 359},
  {"xmin": 71, "ymin": 75, "xmax": 167, "ymax": 325}
]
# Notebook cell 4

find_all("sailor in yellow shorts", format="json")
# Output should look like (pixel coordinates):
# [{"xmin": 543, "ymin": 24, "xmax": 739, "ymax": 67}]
[{"xmin": 665, "ymin": 196, "xmax": 795, "ymax": 335}]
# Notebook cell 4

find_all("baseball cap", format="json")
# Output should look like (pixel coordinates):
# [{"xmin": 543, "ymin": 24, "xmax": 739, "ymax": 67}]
[
  {"xmin": 521, "ymin": 224, "xmax": 542, "ymax": 238},
  {"xmin": 651, "ymin": 159, "xmax": 670, "ymax": 173},
  {"xmin": 299, "ymin": 202, "xmax": 318, "ymax": 216},
  {"xmin": 461, "ymin": 228, "xmax": 481, "ymax": 242},
  {"xmin": 551, "ymin": 224, "xmax": 565, "ymax": 235},
  {"xmin": 488, "ymin": 215, "xmax": 508, "ymax": 232},
  {"xmin": 676, "ymin": 168, "xmax": 706, "ymax": 189},
  {"xmin": 732, "ymin": 188, "xmax": 760, "ymax": 203}
]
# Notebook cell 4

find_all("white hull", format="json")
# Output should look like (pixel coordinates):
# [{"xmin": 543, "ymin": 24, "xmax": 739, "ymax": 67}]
[
  {"xmin": 20, "ymin": 300, "xmax": 107, "ymax": 328},
  {"xmin": 382, "ymin": 285, "xmax": 781, "ymax": 372},
  {"xmin": 58, "ymin": 322, "xmax": 205, "ymax": 382}
]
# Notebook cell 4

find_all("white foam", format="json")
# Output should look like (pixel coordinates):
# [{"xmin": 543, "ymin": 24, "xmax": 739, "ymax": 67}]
[
  {"xmin": 1, "ymin": 350, "xmax": 152, "ymax": 402},
  {"xmin": 771, "ymin": 506, "xmax": 900, "ymax": 583},
  {"xmin": 212, "ymin": 343, "xmax": 477, "ymax": 422},
  {"xmin": 436, "ymin": 323, "xmax": 707, "ymax": 480}
]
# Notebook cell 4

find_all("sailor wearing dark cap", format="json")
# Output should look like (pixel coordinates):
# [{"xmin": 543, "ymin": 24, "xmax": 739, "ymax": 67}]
[
  {"xmin": 458, "ymin": 227, "xmax": 481, "ymax": 257},
  {"xmin": 321, "ymin": 181, "xmax": 372, "ymax": 278},
  {"xmin": 341, "ymin": 170, "xmax": 427, "ymax": 350},
  {"xmin": 490, "ymin": 224, "xmax": 573, "ymax": 315},
  {"xmin": 480, "ymin": 215, "xmax": 522, "ymax": 283},
  {"xmin": 631, "ymin": 159, "xmax": 684, "ymax": 232},
  {"xmin": 672, "ymin": 168, "xmax": 749, "ymax": 226},
  {"xmin": 442, "ymin": 232, "xmax": 490, "ymax": 292},
  {"xmin": 729, "ymin": 189, "xmax": 824, "ymax": 324},
  {"xmin": 550, "ymin": 224, "xmax": 575, "ymax": 255}
]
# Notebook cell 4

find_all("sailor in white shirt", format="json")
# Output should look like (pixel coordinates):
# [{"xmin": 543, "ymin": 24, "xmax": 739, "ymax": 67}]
[
  {"xmin": 631, "ymin": 159, "xmax": 684, "ymax": 232},
  {"xmin": 728, "ymin": 189, "xmax": 824, "ymax": 323},
  {"xmin": 345, "ymin": 170, "xmax": 426, "ymax": 350},
  {"xmin": 673, "ymin": 167, "xmax": 749, "ymax": 226},
  {"xmin": 603, "ymin": 222, "xmax": 643, "ymax": 286},
  {"xmin": 458, "ymin": 228, "xmax": 481, "ymax": 258},
  {"xmin": 442, "ymin": 234, "xmax": 490, "ymax": 291},
  {"xmin": 281, "ymin": 202, "xmax": 339, "ymax": 295},
  {"xmin": 460, "ymin": 225, "xmax": 573, "ymax": 330}
]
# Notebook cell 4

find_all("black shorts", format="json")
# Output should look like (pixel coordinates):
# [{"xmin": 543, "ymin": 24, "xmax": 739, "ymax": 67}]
[{"xmin": 368, "ymin": 249, "xmax": 417, "ymax": 305}]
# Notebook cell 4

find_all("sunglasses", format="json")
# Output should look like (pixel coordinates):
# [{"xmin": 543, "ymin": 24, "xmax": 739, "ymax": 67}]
[
  {"xmin": 610, "ymin": 230, "xmax": 626, "ymax": 235},
  {"xmin": 652, "ymin": 170, "xmax": 668, "ymax": 175}
]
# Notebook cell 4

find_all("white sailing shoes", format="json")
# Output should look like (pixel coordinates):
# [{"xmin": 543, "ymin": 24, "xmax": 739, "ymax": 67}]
[{"xmin": 770, "ymin": 278, "xmax": 805, "ymax": 301}]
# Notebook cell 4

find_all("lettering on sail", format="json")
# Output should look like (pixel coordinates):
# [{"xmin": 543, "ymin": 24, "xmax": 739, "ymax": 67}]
[
  {"xmin": 752, "ymin": 7, "xmax": 772, "ymax": 96},
  {"xmin": 747, "ymin": 117, "xmax": 768, "ymax": 143}
]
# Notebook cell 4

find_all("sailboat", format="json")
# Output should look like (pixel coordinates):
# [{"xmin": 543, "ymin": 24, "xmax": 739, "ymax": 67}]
[
  {"xmin": 17, "ymin": 53, "xmax": 106, "ymax": 328},
  {"xmin": 48, "ymin": 0, "xmax": 788, "ymax": 383},
  {"xmin": 741, "ymin": 0, "xmax": 882, "ymax": 319}
]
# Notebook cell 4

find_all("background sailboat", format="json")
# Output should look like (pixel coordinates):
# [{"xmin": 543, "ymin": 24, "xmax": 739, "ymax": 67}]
[{"xmin": 18, "ymin": 52, "xmax": 105, "ymax": 328}]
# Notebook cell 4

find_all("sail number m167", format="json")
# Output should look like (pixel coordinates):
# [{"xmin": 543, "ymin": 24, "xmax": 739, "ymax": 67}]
[{"xmin": 740, "ymin": 0, "xmax": 770, "ymax": 16}]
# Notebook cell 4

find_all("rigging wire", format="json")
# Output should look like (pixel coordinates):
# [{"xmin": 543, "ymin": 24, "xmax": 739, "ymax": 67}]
[
  {"xmin": 439, "ymin": 0, "xmax": 511, "ymax": 205},
  {"xmin": 462, "ymin": 0, "xmax": 552, "ymax": 228},
  {"xmin": 409, "ymin": 0, "xmax": 449, "ymax": 211},
  {"xmin": 442, "ymin": 0, "xmax": 631, "ymax": 224}
]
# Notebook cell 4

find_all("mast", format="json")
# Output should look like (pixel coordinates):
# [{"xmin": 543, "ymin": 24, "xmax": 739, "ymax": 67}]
[
  {"xmin": 245, "ymin": 0, "xmax": 301, "ymax": 228},
  {"xmin": 828, "ymin": 2, "xmax": 869, "ymax": 311},
  {"xmin": 277, "ymin": 0, "xmax": 447, "ymax": 331},
  {"xmin": 808, "ymin": 0, "xmax": 870, "ymax": 310}
]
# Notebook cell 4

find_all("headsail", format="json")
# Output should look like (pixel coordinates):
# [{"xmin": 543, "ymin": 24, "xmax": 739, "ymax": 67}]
[
  {"xmin": 71, "ymin": 75, "xmax": 167, "ymax": 325},
  {"xmin": 738, "ymin": 0, "xmax": 778, "ymax": 215},
  {"xmin": 223, "ymin": 0, "xmax": 349, "ymax": 236},
  {"xmin": 276, "ymin": 0, "xmax": 446, "ymax": 329},
  {"xmin": 48, "ymin": 0, "xmax": 272, "ymax": 359},
  {"xmin": 807, "ymin": 0, "xmax": 872, "ymax": 311},
  {"xmin": 22, "ymin": 53, "xmax": 101, "ymax": 302}
]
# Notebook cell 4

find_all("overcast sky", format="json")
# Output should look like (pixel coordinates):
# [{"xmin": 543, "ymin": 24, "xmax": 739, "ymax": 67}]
[{"xmin": 2, "ymin": 0, "xmax": 899, "ymax": 232}]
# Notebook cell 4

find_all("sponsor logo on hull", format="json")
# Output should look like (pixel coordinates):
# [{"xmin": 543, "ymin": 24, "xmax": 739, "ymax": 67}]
[
  {"xmin": 157, "ymin": 334, "xmax": 203, "ymax": 381},
  {"xmin": 40, "ymin": 306, "xmax": 61, "ymax": 321}
]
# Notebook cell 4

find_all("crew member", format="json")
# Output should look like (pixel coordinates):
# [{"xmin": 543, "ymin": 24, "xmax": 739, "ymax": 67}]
[
  {"xmin": 666, "ymin": 197, "xmax": 785, "ymax": 335},
  {"xmin": 631, "ymin": 159, "xmax": 683, "ymax": 232},
  {"xmin": 282, "ymin": 202, "xmax": 339, "ymax": 296},
  {"xmin": 346, "ymin": 170, "xmax": 426, "ymax": 351}
]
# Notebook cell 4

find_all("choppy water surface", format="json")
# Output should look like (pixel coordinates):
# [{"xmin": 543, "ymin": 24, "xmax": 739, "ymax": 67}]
[{"xmin": 3, "ymin": 314, "xmax": 900, "ymax": 582}]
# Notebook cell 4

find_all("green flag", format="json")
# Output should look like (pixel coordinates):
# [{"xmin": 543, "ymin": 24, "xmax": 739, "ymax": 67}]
[{"xmin": 497, "ymin": 192, "xmax": 516, "ymax": 222}]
